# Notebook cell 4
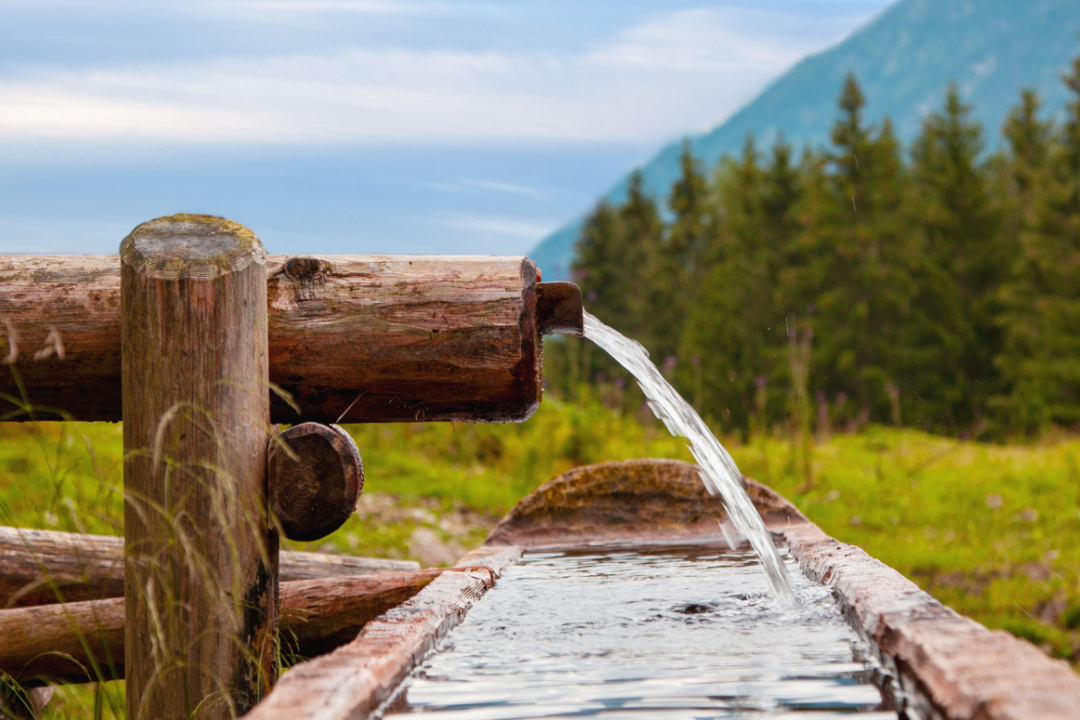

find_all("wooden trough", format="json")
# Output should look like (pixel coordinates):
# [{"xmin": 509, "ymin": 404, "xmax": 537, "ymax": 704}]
[
  {"xmin": 241, "ymin": 459, "xmax": 1080, "ymax": 720},
  {"xmin": 2, "ymin": 214, "xmax": 1076, "ymax": 718},
  {"xmin": 4, "ymin": 459, "xmax": 1079, "ymax": 719}
]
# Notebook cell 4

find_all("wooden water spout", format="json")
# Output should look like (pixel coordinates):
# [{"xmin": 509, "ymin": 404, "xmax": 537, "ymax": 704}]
[{"xmin": 0, "ymin": 242, "xmax": 582, "ymax": 425}]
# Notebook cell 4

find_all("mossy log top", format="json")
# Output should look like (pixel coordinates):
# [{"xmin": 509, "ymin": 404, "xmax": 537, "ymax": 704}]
[
  {"xmin": 120, "ymin": 214, "xmax": 267, "ymax": 280},
  {"xmin": 0, "ymin": 224, "xmax": 541, "ymax": 423}
]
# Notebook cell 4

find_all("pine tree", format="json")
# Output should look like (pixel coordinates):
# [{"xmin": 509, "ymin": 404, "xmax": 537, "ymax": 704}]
[
  {"xmin": 681, "ymin": 136, "xmax": 766, "ymax": 430},
  {"xmin": 618, "ymin": 171, "xmax": 665, "ymax": 354},
  {"xmin": 997, "ymin": 57, "xmax": 1080, "ymax": 429},
  {"xmin": 668, "ymin": 141, "xmax": 711, "ymax": 281},
  {"xmin": 1002, "ymin": 89, "xmax": 1053, "ymax": 210},
  {"xmin": 573, "ymin": 200, "xmax": 624, "ymax": 323},
  {"xmin": 909, "ymin": 84, "xmax": 1002, "ymax": 431},
  {"xmin": 796, "ymin": 75, "xmax": 913, "ymax": 426},
  {"xmin": 655, "ymin": 143, "xmax": 711, "ymax": 362},
  {"xmin": 758, "ymin": 136, "xmax": 805, "ymax": 422}
]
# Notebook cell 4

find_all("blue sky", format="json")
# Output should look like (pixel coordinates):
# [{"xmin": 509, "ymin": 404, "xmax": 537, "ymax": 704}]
[{"xmin": 0, "ymin": 0, "xmax": 892, "ymax": 256}]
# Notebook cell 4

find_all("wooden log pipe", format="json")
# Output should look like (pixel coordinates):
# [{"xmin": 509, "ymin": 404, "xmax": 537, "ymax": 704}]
[
  {"xmin": 0, "ymin": 526, "xmax": 419, "ymax": 609},
  {"xmin": 0, "ymin": 214, "xmax": 584, "ymax": 424},
  {"xmin": 0, "ymin": 570, "xmax": 447, "ymax": 687}
]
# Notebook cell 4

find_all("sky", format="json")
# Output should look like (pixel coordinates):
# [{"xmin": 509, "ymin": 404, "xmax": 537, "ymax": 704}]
[{"xmin": 0, "ymin": 0, "xmax": 893, "ymax": 257}]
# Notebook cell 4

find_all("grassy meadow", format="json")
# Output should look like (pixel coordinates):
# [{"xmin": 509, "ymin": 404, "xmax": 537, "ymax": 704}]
[{"xmin": 1, "ymin": 391, "xmax": 1077, "ymax": 717}]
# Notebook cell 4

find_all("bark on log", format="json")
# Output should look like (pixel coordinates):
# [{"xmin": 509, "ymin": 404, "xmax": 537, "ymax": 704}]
[
  {"xmin": 121, "ymin": 215, "xmax": 276, "ymax": 719},
  {"xmin": 0, "ymin": 571, "xmax": 443, "ymax": 687},
  {"xmin": 0, "ymin": 526, "xmax": 419, "ymax": 609},
  {"xmin": 0, "ymin": 251, "xmax": 541, "ymax": 424}
]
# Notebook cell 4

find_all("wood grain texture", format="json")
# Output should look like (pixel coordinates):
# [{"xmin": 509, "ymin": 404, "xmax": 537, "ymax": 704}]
[
  {"xmin": 0, "ymin": 526, "xmax": 419, "ymax": 608},
  {"xmin": 780, "ymin": 522, "xmax": 1080, "ymax": 720},
  {"xmin": 0, "ymin": 253, "xmax": 540, "ymax": 423},
  {"xmin": 121, "ymin": 215, "xmax": 276, "ymax": 720},
  {"xmin": 244, "ymin": 546, "xmax": 521, "ymax": 720},
  {"xmin": 0, "ymin": 571, "xmax": 444, "ymax": 687},
  {"xmin": 268, "ymin": 423, "xmax": 363, "ymax": 542},
  {"xmin": 484, "ymin": 458, "xmax": 805, "ymax": 549}
]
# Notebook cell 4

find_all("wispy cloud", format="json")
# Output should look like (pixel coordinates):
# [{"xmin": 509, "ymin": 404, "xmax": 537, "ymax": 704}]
[
  {"xmin": 207, "ymin": 0, "xmax": 413, "ymax": 11},
  {"xmin": 438, "ymin": 214, "xmax": 561, "ymax": 239},
  {"xmin": 456, "ymin": 180, "xmax": 550, "ymax": 199},
  {"xmin": 0, "ymin": 6, "xmax": 869, "ymax": 148}
]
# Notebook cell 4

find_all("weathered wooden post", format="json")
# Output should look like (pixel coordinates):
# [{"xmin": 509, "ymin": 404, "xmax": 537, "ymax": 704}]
[{"xmin": 121, "ymin": 214, "xmax": 277, "ymax": 719}]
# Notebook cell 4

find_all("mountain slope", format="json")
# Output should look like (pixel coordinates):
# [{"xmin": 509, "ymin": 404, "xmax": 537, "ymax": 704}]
[{"xmin": 532, "ymin": 0, "xmax": 1080, "ymax": 281}]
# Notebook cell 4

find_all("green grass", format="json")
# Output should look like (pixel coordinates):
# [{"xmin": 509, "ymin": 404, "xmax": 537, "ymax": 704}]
[
  {"xmin": 736, "ymin": 425, "xmax": 1080, "ymax": 663},
  {"xmin": 0, "ymin": 392, "xmax": 1077, "ymax": 717}
]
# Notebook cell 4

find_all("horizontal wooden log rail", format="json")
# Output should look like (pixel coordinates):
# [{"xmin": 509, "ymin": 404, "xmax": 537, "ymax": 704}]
[
  {"xmin": 0, "ymin": 570, "xmax": 445, "ymax": 686},
  {"xmin": 0, "ymin": 527, "xmax": 419, "ymax": 608},
  {"xmin": 0, "ymin": 253, "xmax": 550, "ymax": 423}
]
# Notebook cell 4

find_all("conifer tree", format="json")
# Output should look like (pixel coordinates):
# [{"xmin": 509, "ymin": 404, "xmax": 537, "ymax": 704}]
[
  {"xmin": 758, "ymin": 136, "xmax": 805, "ymax": 421},
  {"xmin": 1002, "ymin": 89, "xmax": 1053, "ymax": 210},
  {"xmin": 798, "ymin": 75, "xmax": 913, "ymax": 425},
  {"xmin": 680, "ymin": 136, "xmax": 766, "ymax": 429},
  {"xmin": 618, "ymin": 170, "xmax": 665, "ymax": 354},
  {"xmin": 909, "ymin": 84, "xmax": 1001, "ymax": 431},
  {"xmin": 998, "ymin": 58, "xmax": 1080, "ymax": 429},
  {"xmin": 668, "ymin": 141, "xmax": 711, "ymax": 278},
  {"xmin": 655, "ymin": 143, "xmax": 710, "ymax": 362},
  {"xmin": 573, "ymin": 200, "xmax": 624, "ymax": 323}
]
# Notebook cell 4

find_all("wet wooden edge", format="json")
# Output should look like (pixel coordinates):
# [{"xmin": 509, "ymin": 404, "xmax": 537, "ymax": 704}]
[
  {"xmin": 244, "ymin": 545, "xmax": 521, "ymax": 720},
  {"xmin": 778, "ymin": 522, "xmax": 1080, "ymax": 720}
]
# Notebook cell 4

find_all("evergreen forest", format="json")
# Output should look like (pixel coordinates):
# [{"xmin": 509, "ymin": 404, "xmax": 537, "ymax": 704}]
[{"xmin": 545, "ymin": 51, "xmax": 1080, "ymax": 441}]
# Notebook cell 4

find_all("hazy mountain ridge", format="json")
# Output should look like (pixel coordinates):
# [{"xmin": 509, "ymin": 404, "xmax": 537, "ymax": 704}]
[{"xmin": 532, "ymin": 0, "xmax": 1080, "ymax": 281}]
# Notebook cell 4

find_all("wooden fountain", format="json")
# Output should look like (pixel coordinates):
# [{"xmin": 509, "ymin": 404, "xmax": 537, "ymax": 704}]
[{"xmin": 0, "ymin": 214, "xmax": 1077, "ymax": 720}]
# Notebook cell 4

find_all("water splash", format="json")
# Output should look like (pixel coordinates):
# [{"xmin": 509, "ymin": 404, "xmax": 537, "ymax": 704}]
[{"xmin": 583, "ymin": 311, "xmax": 795, "ymax": 605}]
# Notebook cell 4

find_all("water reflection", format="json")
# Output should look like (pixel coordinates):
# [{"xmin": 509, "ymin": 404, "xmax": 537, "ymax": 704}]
[{"xmin": 382, "ymin": 548, "xmax": 893, "ymax": 719}]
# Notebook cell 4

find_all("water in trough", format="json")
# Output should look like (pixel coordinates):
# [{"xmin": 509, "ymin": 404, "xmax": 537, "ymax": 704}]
[
  {"xmin": 581, "ymin": 311, "xmax": 794, "ymax": 605},
  {"xmin": 379, "ymin": 315, "xmax": 891, "ymax": 717},
  {"xmin": 381, "ymin": 547, "xmax": 890, "ymax": 719}
]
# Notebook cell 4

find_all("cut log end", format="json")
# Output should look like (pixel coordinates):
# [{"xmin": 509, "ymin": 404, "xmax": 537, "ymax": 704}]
[
  {"xmin": 119, "ymin": 213, "xmax": 267, "ymax": 280},
  {"xmin": 269, "ymin": 423, "xmax": 364, "ymax": 542}
]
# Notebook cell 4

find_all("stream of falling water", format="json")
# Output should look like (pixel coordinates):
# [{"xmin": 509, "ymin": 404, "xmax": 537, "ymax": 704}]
[{"xmin": 583, "ymin": 311, "xmax": 795, "ymax": 606}]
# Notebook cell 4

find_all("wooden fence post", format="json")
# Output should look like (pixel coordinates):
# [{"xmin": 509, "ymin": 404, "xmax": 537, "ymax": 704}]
[{"xmin": 121, "ymin": 214, "xmax": 277, "ymax": 719}]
